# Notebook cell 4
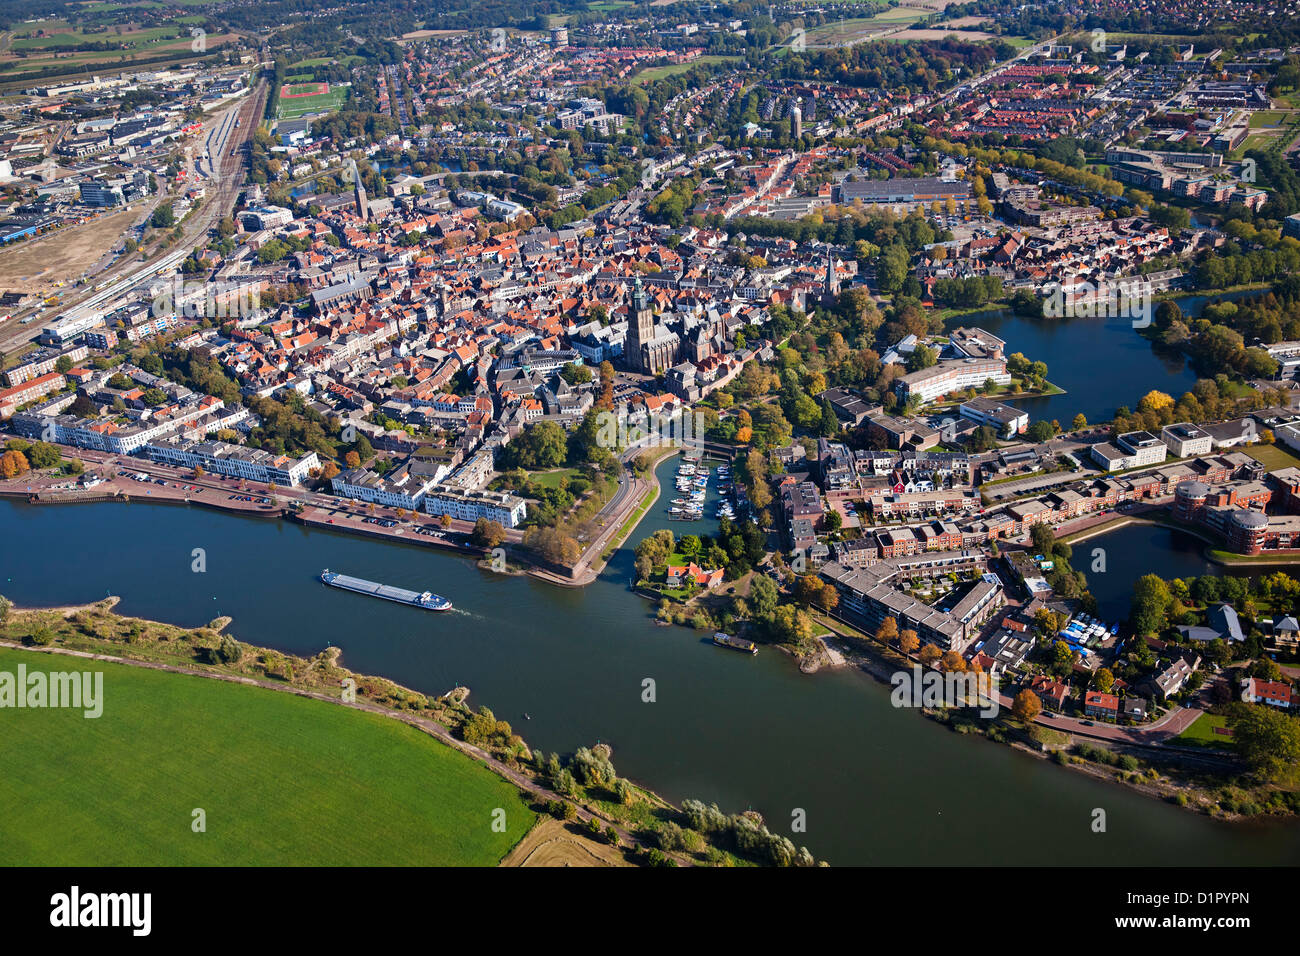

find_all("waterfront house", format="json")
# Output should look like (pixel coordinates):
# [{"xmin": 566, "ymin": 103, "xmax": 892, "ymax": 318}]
[
  {"xmin": 665, "ymin": 563, "xmax": 725, "ymax": 589},
  {"xmin": 1207, "ymin": 603, "xmax": 1245, "ymax": 643},
  {"xmin": 1028, "ymin": 675, "xmax": 1069, "ymax": 711},
  {"xmin": 1083, "ymin": 691, "xmax": 1119, "ymax": 721}
]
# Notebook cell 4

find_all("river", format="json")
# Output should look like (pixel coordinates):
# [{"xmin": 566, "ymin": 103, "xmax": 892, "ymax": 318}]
[{"xmin": 2, "ymin": 458, "xmax": 1297, "ymax": 864}]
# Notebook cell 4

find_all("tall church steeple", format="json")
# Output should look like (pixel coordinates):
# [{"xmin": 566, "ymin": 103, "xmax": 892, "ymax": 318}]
[{"xmin": 626, "ymin": 276, "xmax": 655, "ymax": 373}]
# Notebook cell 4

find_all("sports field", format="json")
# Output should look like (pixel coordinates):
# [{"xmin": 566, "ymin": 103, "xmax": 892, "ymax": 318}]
[
  {"xmin": 0, "ymin": 647, "xmax": 535, "ymax": 865},
  {"xmin": 277, "ymin": 82, "xmax": 348, "ymax": 120}
]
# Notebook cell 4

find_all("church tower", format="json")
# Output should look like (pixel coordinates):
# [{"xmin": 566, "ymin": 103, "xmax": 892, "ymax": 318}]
[
  {"xmin": 351, "ymin": 159, "xmax": 369, "ymax": 221},
  {"xmin": 824, "ymin": 247, "xmax": 840, "ymax": 301},
  {"xmin": 626, "ymin": 277, "xmax": 655, "ymax": 373}
]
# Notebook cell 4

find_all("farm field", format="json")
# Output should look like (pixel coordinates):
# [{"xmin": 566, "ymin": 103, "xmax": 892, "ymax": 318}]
[
  {"xmin": 0, "ymin": 647, "xmax": 536, "ymax": 865},
  {"xmin": 501, "ymin": 817, "xmax": 631, "ymax": 866},
  {"xmin": 0, "ymin": 11, "xmax": 233, "ymax": 85}
]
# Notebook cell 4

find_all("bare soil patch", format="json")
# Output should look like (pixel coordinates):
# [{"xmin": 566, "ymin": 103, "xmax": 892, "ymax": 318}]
[
  {"xmin": 0, "ymin": 206, "xmax": 144, "ymax": 294},
  {"xmin": 891, "ymin": 27, "xmax": 997, "ymax": 41},
  {"xmin": 500, "ymin": 818, "xmax": 631, "ymax": 867}
]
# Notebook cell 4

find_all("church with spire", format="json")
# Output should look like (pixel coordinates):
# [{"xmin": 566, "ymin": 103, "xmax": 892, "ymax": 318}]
[
  {"xmin": 823, "ymin": 246, "xmax": 840, "ymax": 303},
  {"xmin": 623, "ymin": 276, "xmax": 681, "ymax": 376}
]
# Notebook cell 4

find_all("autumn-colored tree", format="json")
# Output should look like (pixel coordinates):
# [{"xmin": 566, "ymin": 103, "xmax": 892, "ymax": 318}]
[
  {"xmin": 1137, "ymin": 389, "xmax": 1173, "ymax": 413},
  {"xmin": 524, "ymin": 526, "xmax": 581, "ymax": 566},
  {"xmin": 876, "ymin": 616, "xmax": 899, "ymax": 644},
  {"xmin": 1012, "ymin": 689, "xmax": 1042, "ymax": 723},
  {"xmin": 321, "ymin": 460, "xmax": 340, "ymax": 480},
  {"xmin": 918, "ymin": 643, "xmax": 941, "ymax": 666},
  {"xmin": 597, "ymin": 360, "xmax": 615, "ymax": 411},
  {"xmin": 735, "ymin": 426, "xmax": 753, "ymax": 444},
  {"xmin": 898, "ymin": 629, "xmax": 919, "ymax": 655},
  {"xmin": 941, "ymin": 650, "xmax": 965, "ymax": 672},
  {"xmin": 793, "ymin": 574, "xmax": 822, "ymax": 607},
  {"xmin": 0, "ymin": 449, "xmax": 29, "ymax": 479},
  {"xmin": 344, "ymin": 451, "xmax": 360, "ymax": 469},
  {"xmin": 1093, "ymin": 667, "xmax": 1115, "ymax": 694},
  {"xmin": 471, "ymin": 517, "xmax": 506, "ymax": 548},
  {"xmin": 440, "ymin": 513, "xmax": 452, "ymax": 528}
]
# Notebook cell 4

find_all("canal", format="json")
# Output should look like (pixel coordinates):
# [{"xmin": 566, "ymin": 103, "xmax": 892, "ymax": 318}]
[{"xmin": 1, "ymin": 478, "xmax": 1297, "ymax": 865}]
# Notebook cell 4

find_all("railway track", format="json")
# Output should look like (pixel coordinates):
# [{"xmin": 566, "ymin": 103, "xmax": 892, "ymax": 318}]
[{"xmin": 0, "ymin": 78, "xmax": 267, "ymax": 353}]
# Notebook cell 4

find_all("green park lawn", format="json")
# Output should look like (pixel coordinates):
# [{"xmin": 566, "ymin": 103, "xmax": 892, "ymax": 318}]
[
  {"xmin": 527, "ymin": 467, "xmax": 581, "ymax": 490},
  {"xmin": 1245, "ymin": 443, "xmax": 1300, "ymax": 472},
  {"xmin": 1172, "ymin": 713, "xmax": 1233, "ymax": 749},
  {"xmin": 636, "ymin": 55, "xmax": 740, "ymax": 84},
  {"xmin": 0, "ymin": 647, "xmax": 534, "ymax": 865}
]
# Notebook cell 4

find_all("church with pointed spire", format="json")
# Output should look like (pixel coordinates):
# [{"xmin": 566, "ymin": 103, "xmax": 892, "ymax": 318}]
[
  {"xmin": 624, "ymin": 277, "xmax": 680, "ymax": 376},
  {"xmin": 823, "ymin": 247, "xmax": 840, "ymax": 303}
]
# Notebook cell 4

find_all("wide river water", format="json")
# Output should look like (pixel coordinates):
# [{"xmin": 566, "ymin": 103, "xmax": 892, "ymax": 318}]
[{"xmin": 2, "ymin": 457, "xmax": 1298, "ymax": 865}]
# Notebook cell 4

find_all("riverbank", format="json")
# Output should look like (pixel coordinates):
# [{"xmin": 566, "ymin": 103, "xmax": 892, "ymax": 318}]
[
  {"xmin": 1059, "ymin": 508, "xmax": 1300, "ymax": 568},
  {"xmin": 802, "ymin": 606, "xmax": 1295, "ymax": 822},
  {"xmin": 0, "ymin": 464, "xmax": 592, "ymax": 590},
  {"xmin": 0, "ymin": 596, "xmax": 818, "ymax": 867}
]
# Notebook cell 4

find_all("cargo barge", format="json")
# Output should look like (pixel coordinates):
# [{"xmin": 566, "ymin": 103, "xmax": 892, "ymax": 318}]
[
  {"xmin": 320, "ymin": 569, "xmax": 452, "ymax": 611},
  {"xmin": 713, "ymin": 631, "xmax": 756, "ymax": 654}
]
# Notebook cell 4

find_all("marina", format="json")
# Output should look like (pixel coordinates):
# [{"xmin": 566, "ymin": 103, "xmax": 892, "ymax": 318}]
[{"xmin": 669, "ymin": 459, "xmax": 710, "ymax": 520}]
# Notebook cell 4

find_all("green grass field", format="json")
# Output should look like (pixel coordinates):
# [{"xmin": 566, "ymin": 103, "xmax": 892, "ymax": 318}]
[
  {"xmin": 1249, "ymin": 110, "xmax": 1288, "ymax": 129},
  {"xmin": 0, "ymin": 647, "xmax": 535, "ymax": 865},
  {"xmin": 1172, "ymin": 713, "xmax": 1233, "ymax": 749},
  {"xmin": 277, "ymin": 85, "xmax": 349, "ymax": 120},
  {"xmin": 290, "ymin": 56, "xmax": 366, "ymax": 69},
  {"xmin": 1246, "ymin": 443, "xmax": 1300, "ymax": 472},
  {"xmin": 528, "ymin": 467, "xmax": 582, "ymax": 490},
  {"xmin": 636, "ymin": 55, "xmax": 740, "ymax": 84}
]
